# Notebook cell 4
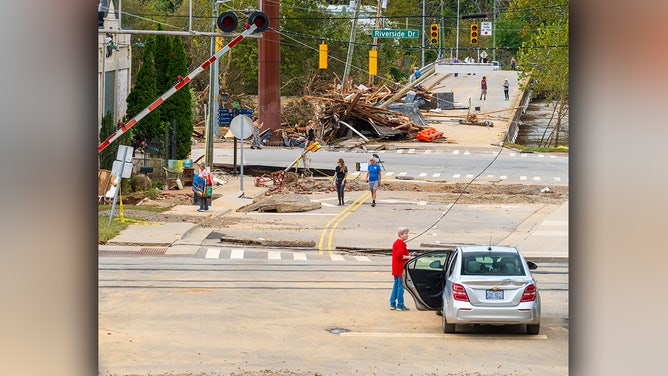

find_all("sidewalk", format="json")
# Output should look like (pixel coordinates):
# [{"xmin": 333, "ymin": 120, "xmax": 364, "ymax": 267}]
[{"xmin": 101, "ymin": 176, "xmax": 568, "ymax": 263}]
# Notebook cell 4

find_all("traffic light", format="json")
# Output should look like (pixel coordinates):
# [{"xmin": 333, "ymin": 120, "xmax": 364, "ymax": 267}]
[
  {"xmin": 369, "ymin": 49, "xmax": 378, "ymax": 75},
  {"xmin": 319, "ymin": 42, "xmax": 328, "ymax": 69},
  {"xmin": 430, "ymin": 24, "xmax": 439, "ymax": 45},
  {"xmin": 470, "ymin": 23, "xmax": 479, "ymax": 45}
]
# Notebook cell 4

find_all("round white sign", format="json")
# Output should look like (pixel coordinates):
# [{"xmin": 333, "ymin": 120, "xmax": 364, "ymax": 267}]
[{"xmin": 229, "ymin": 115, "xmax": 253, "ymax": 140}]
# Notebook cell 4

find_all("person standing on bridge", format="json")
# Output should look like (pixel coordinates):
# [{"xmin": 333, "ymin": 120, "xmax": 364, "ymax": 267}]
[
  {"xmin": 503, "ymin": 79, "xmax": 510, "ymax": 101},
  {"xmin": 365, "ymin": 156, "xmax": 382, "ymax": 207},
  {"xmin": 390, "ymin": 227, "xmax": 415, "ymax": 311},
  {"xmin": 333, "ymin": 158, "xmax": 348, "ymax": 205},
  {"xmin": 480, "ymin": 76, "xmax": 488, "ymax": 100}
]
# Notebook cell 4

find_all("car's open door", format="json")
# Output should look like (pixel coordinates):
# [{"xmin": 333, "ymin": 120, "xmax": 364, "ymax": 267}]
[{"xmin": 403, "ymin": 250, "xmax": 452, "ymax": 310}]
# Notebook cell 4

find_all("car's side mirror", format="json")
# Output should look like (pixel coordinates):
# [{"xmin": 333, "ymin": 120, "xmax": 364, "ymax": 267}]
[
  {"xmin": 527, "ymin": 261, "xmax": 538, "ymax": 270},
  {"xmin": 429, "ymin": 260, "xmax": 443, "ymax": 269}
]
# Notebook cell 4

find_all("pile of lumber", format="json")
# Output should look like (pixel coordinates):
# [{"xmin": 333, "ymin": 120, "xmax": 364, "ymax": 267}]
[{"xmin": 303, "ymin": 84, "xmax": 434, "ymax": 144}]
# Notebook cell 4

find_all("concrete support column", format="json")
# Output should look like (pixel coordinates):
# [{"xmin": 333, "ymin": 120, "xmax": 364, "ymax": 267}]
[{"xmin": 258, "ymin": 1, "xmax": 281, "ymax": 141}]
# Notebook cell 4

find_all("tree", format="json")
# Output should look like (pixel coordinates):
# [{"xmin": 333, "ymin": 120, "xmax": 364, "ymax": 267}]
[
  {"xmin": 162, "ymin": 35, "xmax": 193, "ymax": 159},
  {"xmin": 508, "ymin": 0, "xmax": 569, "ymax": 147},
  {"xmin": 125, "ymin": 43, "xmax": 163, "ymax": 151}
]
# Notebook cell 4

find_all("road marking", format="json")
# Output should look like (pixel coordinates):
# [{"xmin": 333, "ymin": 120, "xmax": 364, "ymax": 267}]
[
  {"xmin": 318, "ymin": 191, "xmax": 371, "ymax": 255},
  {"xmin": 407, "ymin": 149, "xmax": 415, "ymax": 154},
  {"xmin": 520, "ymin": 176, "xmax": 527, "ymax": 181},
  {"xmin": 453, "ymin": 174, "xmax": 461, "ymax": 178},
  {"xmin": 466, "ymin": 174, "xmax": 474, "ymax": 179},
  {"xmin": 293, "ymin": 252, "xmax": 307, "ymax": 261},
  {"xmin": 230, "ymin": 249, "xmax": 245, "ymax": 259},
  {"xmin": 452, "ymin": 150, "xmax": 460, "ymax": 155},
  {"xmin": 500, "ymin": 175, "xmax": 507, "ymax": 180},
  {"xmin": 339, "ymin": 332, "xmax": 548, "ymax": 340},
  {"xmin": 538, "ymin": 154, "xmax": 545, "ymax": 158},
  {"xmin": 464, "ymin": 151, "xmax": 470, "ymax": 155},
  {"xmin": 424, "ymin": 150, "xmax": 432, "ymax": 154},
  {"xmin": 553, "ymin": 177, "xmax": 561, "ymax": 182},
  {"xmin": 205, "ymin": 248, "xmax": 220, "ymax": 259},
  {"xmin": 521, "ymin": 154, "xmax": 528, "ymax": 157},
  {"xmin": 533, "ymin": 230, "xmax": 568, "ymax": 236},
  {"xmin": 354, "ymin": 256, "xmax": 371, "ymax": 262},
  {"xmin": 509, "ymin": 152, "xmax": 517, "ymax": 157},
  {"xmin": 533, "ymin": 176, "xmax": 541, "ymax": 181},
  {"xmin": 486, "ymin": 174, "xmax": 494, "ymax": 178},
  {"xmin": 396, "ymin": 149, "xmax": 405, "ymax": 154},
  {"xmin": 385, "ymin": 172, "xmax": 394, "ymax": 176},
  {"xmin": 398, "ymin": 172, "xmax": 407, "ymax": 176},
  {"xmin": 418, "ymin": 172, "xmax": 427, "ymax": 177},
  {"xmin": 432, "ymin": 173, "xmax": 441, "ymax": 177},
  {"xmin": 268, "ymin": 251, "xmax": 282, "ymax": 260},
  {"xmin": 330, "ymin": 254, "xmax": 345, "ymax": 261}
]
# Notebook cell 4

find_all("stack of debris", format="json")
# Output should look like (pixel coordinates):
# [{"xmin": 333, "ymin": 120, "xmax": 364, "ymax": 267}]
[{"xmin": 302, "ymin": 84, "xmax": 437, "ymax": 144}]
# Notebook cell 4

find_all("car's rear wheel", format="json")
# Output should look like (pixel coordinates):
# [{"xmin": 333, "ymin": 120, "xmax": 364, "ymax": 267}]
[
  {"xmin": 442, "ymin": 311, "xmax": 455, "ymax": 333},
  {"xmin": 526, "ymin": 323, "xmax": 540, "ymax": 335}
]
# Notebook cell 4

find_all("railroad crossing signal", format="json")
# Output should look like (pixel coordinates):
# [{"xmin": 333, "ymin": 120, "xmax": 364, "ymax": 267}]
[
  {"xmin": 470, "ymin": 24, "xmax": 479, "ymax": 45},
  {"xmin": 430, "ymin": 24, "xmax": 439, "ymax": 45}
]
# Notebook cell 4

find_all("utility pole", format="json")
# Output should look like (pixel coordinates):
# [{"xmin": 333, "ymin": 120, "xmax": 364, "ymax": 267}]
[
  {"xmin": 206, "ymin": 1, "xmax": 219, "ymax": 167},
  {"xmin": 342, "ymin": 0, "xmax": 362, "ymax": 90},
  {"xmin": 421, "ymin": 0, "xmax": 425, "ymax": 67},
  {"xmin": 455, "ymin": 0, "xmax": 460, "ymax": 61},
  {"xmin": 492, "ymin": 0, "xmax": 497, "ymax": 62}
]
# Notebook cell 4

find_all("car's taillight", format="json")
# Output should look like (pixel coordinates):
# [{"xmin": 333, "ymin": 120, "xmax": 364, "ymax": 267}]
[
  {"xmin": 521, "ymin": 284, "xmax": 537, "ymax": 302},
  {"xmin": 452, "ymin": 283, "xmax": 469, "ymax": 302}
]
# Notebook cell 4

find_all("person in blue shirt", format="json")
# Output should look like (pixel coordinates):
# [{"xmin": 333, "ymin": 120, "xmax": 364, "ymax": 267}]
[{"xmin": 365, "ymin": 157, "xmax": 382, "ymax": 207}]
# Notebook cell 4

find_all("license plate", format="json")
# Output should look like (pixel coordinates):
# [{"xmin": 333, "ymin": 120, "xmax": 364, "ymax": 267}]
[{"xmin": 486, "ymin": 290, "xmax": 504, "ymax": 300}]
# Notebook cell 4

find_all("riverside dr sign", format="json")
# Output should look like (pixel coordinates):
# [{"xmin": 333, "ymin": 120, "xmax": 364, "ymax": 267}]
[{"xmin": 371, "ymin": 29, "xmax": 419, "ymax": 39}]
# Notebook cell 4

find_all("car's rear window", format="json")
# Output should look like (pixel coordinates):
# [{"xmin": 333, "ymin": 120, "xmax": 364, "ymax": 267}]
[{"xmin": 461, "ymin": 252, "xmax": 525, "ymax": 276}]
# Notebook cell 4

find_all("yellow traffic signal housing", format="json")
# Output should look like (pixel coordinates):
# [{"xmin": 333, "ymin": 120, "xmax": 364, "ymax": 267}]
[
  {"xmin": 369, "ymin": 49, "xmax": 378, "ymax": 75},
  {"xmin": 319, "ymin": 42, "xmax": 328, "ymax": 69},
  {"xmin": 430, "ymin": 23, "xmax": 439, "ymax": 45},
  {"xmin": 470, "ymin": 24, "xmax": 479, "ymax": 45}
]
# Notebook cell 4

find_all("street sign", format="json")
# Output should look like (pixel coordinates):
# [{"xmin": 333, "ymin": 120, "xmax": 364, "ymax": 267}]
[
  {"xmin": 111, "ymin": 160, "xmax": 133, "ymax": 179},
  {"xmin": 230, "ymin": 115, "xmax": 253, "ymax": 140},
  {"xmin": 371, "ymin": 29, "xmax": 419, "ymax": 39},
  {"xmin": 481, "ymin": 22, "xmax": 492, "ymax": 36}
]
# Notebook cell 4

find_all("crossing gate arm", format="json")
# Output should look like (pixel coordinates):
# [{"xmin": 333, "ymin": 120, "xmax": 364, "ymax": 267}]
[{"xmin": 98, "ymin": 23, "xmax": 260, "ymax": 154}]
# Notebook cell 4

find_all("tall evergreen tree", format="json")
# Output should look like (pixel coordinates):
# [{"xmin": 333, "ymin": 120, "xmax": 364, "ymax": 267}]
[
  {"xmin": 163, "ymin": 35, "xmax": 193, "ymax": 160},
  {"xmin": 125, "ymin": 44, "xmax": 163, "ymax": 150},
  {"xmin": 100, "ymin": 111, "xmax": 133, "ymax": 171}
]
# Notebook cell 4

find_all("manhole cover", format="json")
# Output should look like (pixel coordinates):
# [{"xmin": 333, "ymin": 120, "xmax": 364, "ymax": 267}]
[{"xmin": 327, "ymin": 328, "xmax": 350, "ymax": 334}]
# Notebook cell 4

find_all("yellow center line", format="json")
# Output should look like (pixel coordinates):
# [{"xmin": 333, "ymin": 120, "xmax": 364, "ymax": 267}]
[{"xmin": 318, "ymin": 191, "xmax": 370, "ymax": 254}]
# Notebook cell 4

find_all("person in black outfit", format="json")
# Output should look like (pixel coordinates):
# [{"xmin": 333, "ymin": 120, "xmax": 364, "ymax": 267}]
[
  {"xmin": 333, "ymin": 158, "xmax": 348, "ymax": 205},
  {"xmin": 305, "ymin": 122, "xmax": 315, "ymax": 150}
]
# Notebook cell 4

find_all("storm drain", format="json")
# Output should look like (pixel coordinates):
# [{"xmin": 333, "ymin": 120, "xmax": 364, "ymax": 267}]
[
  {"xmin": 99, "ymin": 247, "xmax": 168, "ymax": 255},
  {"xmin": 327, "ymin": 328, "xmax": 350, "ymax": 334}
]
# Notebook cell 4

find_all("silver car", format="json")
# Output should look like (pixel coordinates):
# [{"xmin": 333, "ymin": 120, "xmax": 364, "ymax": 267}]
[{"xmin": 403, "ymin": 245, "xmax": 541, "ymax": 334}]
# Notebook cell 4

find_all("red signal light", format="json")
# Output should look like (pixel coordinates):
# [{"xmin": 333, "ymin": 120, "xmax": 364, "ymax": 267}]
[{"xmin": 217, "ymin": 12, "xmax": 238, "ymax": 32}]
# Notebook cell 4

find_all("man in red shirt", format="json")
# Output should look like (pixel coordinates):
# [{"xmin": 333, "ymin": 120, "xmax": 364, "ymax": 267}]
[{"xmin": 390, "ymin": 227, "xmax": 415, "ymax": 311}]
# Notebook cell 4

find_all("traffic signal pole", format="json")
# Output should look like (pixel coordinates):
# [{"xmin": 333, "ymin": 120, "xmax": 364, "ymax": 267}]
[{"xmin": 98, "ymin": 21, "xmax": 262, "ymax": 154}]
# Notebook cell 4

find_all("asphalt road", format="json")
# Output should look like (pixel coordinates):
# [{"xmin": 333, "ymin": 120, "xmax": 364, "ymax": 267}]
[{"xmin": 99, "ymin": 255, "xmax": 568, "ymax": 375}]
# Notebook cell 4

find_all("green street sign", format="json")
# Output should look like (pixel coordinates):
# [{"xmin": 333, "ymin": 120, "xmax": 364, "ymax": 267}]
[{"xmin": 371, "ymin": 29, "xmax": 419, "ymax": 39}]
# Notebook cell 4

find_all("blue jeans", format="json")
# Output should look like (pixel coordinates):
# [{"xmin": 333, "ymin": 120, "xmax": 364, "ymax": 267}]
[{"xmin": 389, "ymin": 276, "xmax": 405, "ymax": 308}]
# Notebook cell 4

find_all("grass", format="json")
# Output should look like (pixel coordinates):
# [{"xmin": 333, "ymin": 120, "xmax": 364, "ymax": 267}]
[
  {"xmin": 98, "ymin": 204, "xmax": 172, "ymax": 243},
  {"xmin": 505, "ymin": 143, "xmax": 569, "ymax": 153}
]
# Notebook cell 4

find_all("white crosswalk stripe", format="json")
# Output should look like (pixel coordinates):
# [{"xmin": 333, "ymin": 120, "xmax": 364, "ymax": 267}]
[
  {"xmin": 293, "ymin": 252, "xmax": 307, "ymax": 261},
  {"xmin": 230, "ymin": 249, "xmax": 245, "ymax": 259},
  {"xmin": 268, "ymin": 251, "xmax": 282, "ymax": 260},
  {"xmin": 205, "ymin": 248, "xmax": 220, "ymax": 259},
  {"xmin": 330, "ymin": 254, "xmax": 345, "ymax": 261},
  {"xmin": 354, "ymin": 256, "xmax": 371, "ymax": 262}
]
